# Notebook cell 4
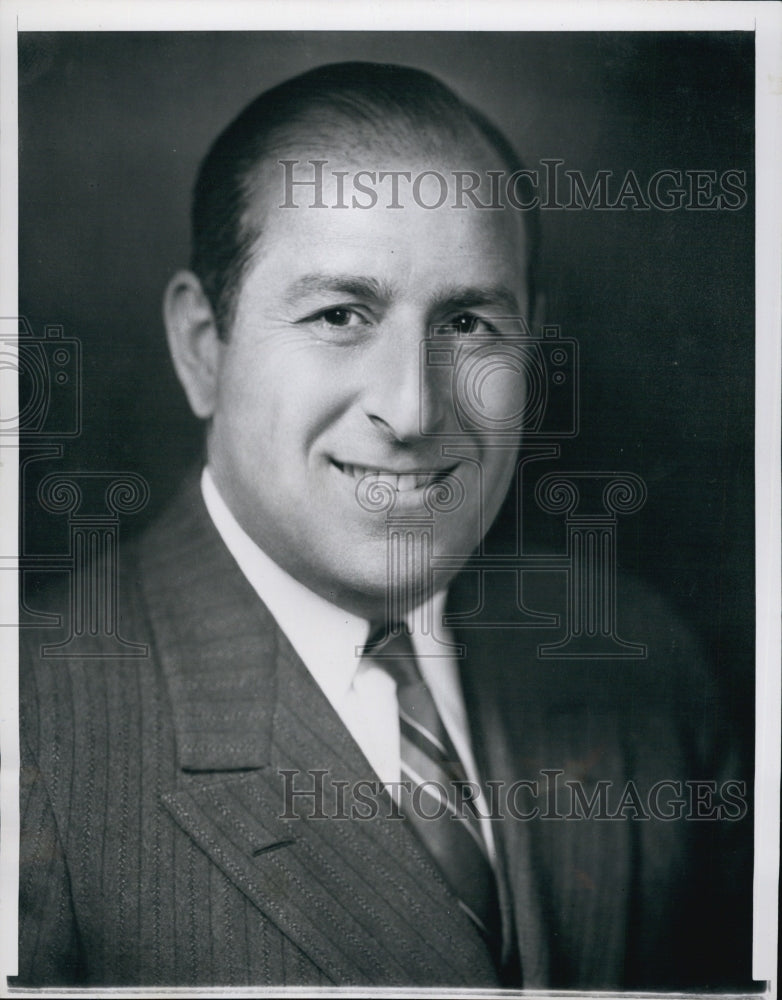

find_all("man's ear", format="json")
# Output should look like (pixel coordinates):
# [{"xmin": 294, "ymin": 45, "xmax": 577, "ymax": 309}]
[{"xmin": 163, "ymin": 270, "xmax": 224, "ymax": 419}]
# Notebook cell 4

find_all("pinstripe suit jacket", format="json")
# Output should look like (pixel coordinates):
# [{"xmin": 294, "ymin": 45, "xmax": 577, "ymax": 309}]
[{"xmin": 16, "ymin": 473, "xmax": 752, "ymax": 989}]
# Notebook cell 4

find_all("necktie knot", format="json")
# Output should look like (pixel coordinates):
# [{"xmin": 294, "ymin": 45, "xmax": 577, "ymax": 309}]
[{"xmin": 363, "ymin": 623, "xmax": 422, "ymax": 690}]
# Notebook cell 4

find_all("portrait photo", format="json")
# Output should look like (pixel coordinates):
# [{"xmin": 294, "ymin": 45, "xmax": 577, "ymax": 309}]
[{"xmin": 1, "ymin": 5, "xmax": 778, "ymax": 997}]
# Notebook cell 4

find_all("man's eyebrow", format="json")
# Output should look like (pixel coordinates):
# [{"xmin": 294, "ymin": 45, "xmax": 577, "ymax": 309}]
[
  {"xmin": 430, "ymin": 284, "xmax": 523, "ymax": 316},
  {"xmin": 284, "ymin": 273, "xmax": 392, "ymax": 305}
]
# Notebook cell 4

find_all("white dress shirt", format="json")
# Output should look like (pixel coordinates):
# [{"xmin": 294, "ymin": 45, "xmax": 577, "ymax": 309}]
[{"xmin": 201, "ymin": 466, "xmax": 496, "ymax": 859}]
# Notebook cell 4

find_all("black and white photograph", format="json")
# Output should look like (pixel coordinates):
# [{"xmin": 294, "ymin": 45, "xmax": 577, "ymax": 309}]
[{"xmin": 1, "ymin": 3, "xmax": 779, "ymax": 996}]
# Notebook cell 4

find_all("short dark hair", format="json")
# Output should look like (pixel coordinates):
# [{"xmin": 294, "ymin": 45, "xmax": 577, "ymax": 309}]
[{"xmin": 190, "ymin": 61, "xmax": 540, "ymax": 337}]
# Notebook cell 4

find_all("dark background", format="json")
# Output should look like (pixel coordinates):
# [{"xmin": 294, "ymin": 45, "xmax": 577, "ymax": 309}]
[{"xmin": 18, "ymin": 31, "xmax": 754, "ymax": 735}]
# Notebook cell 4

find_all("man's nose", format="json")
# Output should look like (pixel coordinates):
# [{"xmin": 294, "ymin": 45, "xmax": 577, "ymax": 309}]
[{"xmin": 362, "ymin": 325, "xmax": 448, "ymax": 443}]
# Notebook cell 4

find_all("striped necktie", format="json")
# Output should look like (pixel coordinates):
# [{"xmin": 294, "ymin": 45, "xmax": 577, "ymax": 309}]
[{"xmin": 364, "ymin": 624, "xmax": 502, "ymax": 959}]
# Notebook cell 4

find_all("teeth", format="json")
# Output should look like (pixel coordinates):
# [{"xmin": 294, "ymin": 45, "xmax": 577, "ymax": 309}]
[{"xmin": 337, "ymin": 462, "xmax": 443, "ymax": 492}]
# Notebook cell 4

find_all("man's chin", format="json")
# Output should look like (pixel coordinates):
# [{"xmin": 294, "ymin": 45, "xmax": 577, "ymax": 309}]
[
  {"xmin": 310, "ymin": 545, "xmax": 466, "ymax": 622},
  {"xmin": 324, "ymin": 577, "xmax": 441, "ymax": 623},
  {"xmin": 296, "ymin": 513, "xmax": 480, "ymax": 618}
]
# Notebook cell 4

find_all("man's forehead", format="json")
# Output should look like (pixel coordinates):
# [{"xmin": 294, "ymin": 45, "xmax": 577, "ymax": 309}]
[
  {"xmin": 232, "ymin": 121, "xmax": 531, "ymax": 316},
  {"xmin": 244, "ymin": 137, "xmax": 528, "ymax": 255},
  {"xmin": 246, "ymin": 195, "xmax": 528, "ymax": 309}
]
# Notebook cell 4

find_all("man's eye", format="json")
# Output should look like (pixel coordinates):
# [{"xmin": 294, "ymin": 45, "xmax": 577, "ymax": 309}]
[
  {"xmin": 450, "ymin": 313, "xmax": 498, "ymax": 336},
  {"xmin": 318, "ymin": 308, "xmax": 363, "ymax": 328}
]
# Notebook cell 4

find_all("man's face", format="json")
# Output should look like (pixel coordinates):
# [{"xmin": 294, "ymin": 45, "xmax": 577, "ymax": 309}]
[{"xmin": 206, "ymin": 141, "xmax": 529, "ymax": 618}]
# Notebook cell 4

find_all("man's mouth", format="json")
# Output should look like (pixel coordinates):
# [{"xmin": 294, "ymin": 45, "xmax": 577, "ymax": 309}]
[{"xmin": 330, "ymin": 460, "xmax": 455, "ymax": 493}]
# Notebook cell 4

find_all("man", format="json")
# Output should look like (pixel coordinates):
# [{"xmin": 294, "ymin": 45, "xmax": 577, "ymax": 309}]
[{"xmin": 16, "ymin": 62, "xmax": 752, "ymax": 989}]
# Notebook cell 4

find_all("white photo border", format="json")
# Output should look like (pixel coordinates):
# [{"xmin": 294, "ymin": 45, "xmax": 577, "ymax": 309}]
[{"xmin": 1, "ymin": 2, "xmax": 779, "ymax": 997}]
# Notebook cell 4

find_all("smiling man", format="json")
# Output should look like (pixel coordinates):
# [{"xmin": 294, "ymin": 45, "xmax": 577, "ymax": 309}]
[
  {"xmin": 166, "ymin": 145, "xmax": 527, "ymax": 620},
  {"xmin": 16, "ymin": 62, "xmax": 752, "ymax": 991}
]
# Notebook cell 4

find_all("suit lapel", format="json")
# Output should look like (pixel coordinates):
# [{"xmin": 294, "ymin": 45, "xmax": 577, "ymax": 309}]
[
  {"xmin": 140, "ymin": 476, "xmax": 498, "ymax": 985},
  {"xmin": 451, "ymin": 568, "xmax": 634, "ymax": 988},
  {"xmin": 140, "ymin": 472, "xmax": 277, "ymax": 771}
]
